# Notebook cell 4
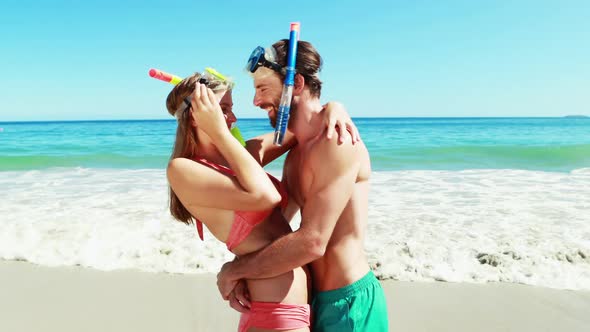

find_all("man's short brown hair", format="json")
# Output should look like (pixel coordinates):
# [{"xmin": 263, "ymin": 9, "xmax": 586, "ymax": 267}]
[{"xmin": 272, "ymin": 39, "xmax": 323, "ymax": 98}]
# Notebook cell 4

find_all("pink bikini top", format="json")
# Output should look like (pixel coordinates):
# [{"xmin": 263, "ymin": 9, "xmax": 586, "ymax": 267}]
[{"xmin": 193, "ymin": 158, "xmax": 288, "ymax": 252}]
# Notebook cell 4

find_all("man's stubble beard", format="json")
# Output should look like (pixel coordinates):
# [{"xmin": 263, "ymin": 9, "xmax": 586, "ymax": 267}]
[{"xmin": 267, "ymin": 98, "xmax": 297, "ymax": 130}]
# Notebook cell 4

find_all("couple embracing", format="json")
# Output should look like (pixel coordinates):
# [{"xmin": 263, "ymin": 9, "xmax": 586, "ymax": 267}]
[{"xmin": 166, "ymin": 37, "xmax": 388, "ymax": 332}]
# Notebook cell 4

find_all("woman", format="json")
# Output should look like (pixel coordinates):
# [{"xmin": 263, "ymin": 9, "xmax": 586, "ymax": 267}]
[{"xmin": 166, "ymin": 71, "xmax": 358, "ymax": 332}]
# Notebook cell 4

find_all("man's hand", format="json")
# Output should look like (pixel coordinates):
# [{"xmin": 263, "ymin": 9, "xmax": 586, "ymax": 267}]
[
  {"xmin": 227, "ymin": 279, "xmax": 251, "ymax": 313},
  {"xmin": 217, "ymin": 260, "xmax": 239, "ymax": 300}
]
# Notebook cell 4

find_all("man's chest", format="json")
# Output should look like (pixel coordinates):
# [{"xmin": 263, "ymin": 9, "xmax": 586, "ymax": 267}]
[{"xmin": 284, "ymin": 147, "xmax": 313, "ymax": 208}]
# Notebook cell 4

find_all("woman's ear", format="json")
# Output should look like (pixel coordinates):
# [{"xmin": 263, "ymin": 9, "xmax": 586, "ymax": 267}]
[
  {"xmin": 190, "ymin": 110, "xmax": 198, "ymax": 128},
  {"xmin": 293, "ymin": 73, "xmax": 305, "ymax": 96}
]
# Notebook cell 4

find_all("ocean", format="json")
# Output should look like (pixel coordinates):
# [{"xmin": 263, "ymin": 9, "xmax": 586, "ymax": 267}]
[{"xmin": 1, "ymin": 117, "xmax": 589, "ymax": 290}]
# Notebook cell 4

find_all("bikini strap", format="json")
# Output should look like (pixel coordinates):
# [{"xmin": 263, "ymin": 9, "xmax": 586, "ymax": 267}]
[
  {"xmin": 268, "ymin": 175, "xmax": 289, "ymax": 210},
  {"xmin": 194, "ymin": 157, "xmax": 235, "ymax": 175},
  {"xmin": 195, "ymin": 219, "xmax": 204, "ymax": 241}
]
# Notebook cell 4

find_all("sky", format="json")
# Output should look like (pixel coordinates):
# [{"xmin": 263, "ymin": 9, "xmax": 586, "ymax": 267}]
[{"xmin": 0, "ymin": 0, "xmax": 588, "ymax": 121}]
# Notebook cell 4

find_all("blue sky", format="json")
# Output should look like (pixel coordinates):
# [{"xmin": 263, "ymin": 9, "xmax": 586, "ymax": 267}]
[{"xmin": 1, "ymin": 0, "xmax": 588, "ymax": 121}]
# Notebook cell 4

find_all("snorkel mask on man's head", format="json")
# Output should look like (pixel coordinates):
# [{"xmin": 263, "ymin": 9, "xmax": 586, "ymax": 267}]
[
  {"xmin": 246, "ymin": 22, "xmax": 300, "ymax": 145},
  {"xmin": 245, "ymin": 46, "xmax": 284, "ymax": 75}
]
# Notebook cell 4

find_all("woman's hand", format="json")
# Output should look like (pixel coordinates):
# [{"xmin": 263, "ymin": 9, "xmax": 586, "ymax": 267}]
[
  {"xmin": 323, "ymin": 101, "xmax": 361, "ymax": 144},
  {"xmin": 227, "ymin": 279, "xmax": 251, "ymax": 313},
  {"xmin": 190, "ymin": 83, "xmax": 228, "ymax": 140}
]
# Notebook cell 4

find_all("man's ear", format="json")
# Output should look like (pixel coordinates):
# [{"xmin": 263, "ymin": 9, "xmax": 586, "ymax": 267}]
[{"xmin": 293, "ymin": 73, "xmax": 305, "ymax": 96}]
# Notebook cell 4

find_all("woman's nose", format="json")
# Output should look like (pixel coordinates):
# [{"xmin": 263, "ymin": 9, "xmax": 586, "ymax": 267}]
[{"xmin": 228, "ymin": 111, "xmax": 237, "ymax": 123}]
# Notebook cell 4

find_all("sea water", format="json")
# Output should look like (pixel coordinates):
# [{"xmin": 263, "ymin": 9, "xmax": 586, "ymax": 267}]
[{"xmin": 1, "ymin": 117, "xmax": 589, "ymax": 289}]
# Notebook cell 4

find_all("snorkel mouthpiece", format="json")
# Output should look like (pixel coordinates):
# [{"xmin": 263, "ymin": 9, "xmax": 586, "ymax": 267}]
[{"xmin": 230, "ymin": 124, "xmax": 247, "ymax": 147}]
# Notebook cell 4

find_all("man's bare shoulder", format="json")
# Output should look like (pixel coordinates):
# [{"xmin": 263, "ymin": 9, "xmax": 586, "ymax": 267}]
[
  {"xmin": 305, "ymin": 133, "xmax": 371, "ymax": 183},
  {"xmin": 306, "ymin": 134, "xmax": 358, "ymax": 171}
]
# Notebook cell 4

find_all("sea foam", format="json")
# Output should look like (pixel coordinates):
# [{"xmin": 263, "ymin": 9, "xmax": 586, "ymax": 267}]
[{"xmin": 1, "ymin": 167, "xmax": 589, "ymax": 290}]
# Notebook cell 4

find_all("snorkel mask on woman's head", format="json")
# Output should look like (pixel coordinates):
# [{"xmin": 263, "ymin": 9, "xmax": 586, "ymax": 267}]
[
  {"xmin": 202, "ymin": 67, "xmax": 236, "ymax": 90},
  {"xmin": 245, "ymin": 46, "xmax": 284, "ymax": 74},
  {"xmin": 172, "ymin": 68, "xmax": 246, "ymax": 146},
  {"xmin": 150, "ymin": 67, "xmax": 245, "ymax": 146},
  {"xmin": 173, "ymin": 67, "xmax": 235, "ymax": 119}
]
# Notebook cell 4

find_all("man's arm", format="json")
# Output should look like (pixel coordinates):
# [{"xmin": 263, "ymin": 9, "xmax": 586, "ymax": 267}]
[
  {"xmin": 245, "ymin": 102, "xmax": 361, "ymax": 167},
  {"xmin": 217, "ymin": 136, "xmax": 359, "ymax": 298},
  {"xmin": 245, "ymin": 131, "xmax": 296, "ymax": 167}
]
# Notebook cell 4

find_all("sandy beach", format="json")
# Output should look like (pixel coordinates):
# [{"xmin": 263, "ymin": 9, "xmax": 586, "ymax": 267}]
[
  {"xmin": 3, "ymin": 1, "xmax": 590, "ymax": 331},
  {"xmin": 1, "ymin": 260, "xmax": 588, "ymax": 332}
]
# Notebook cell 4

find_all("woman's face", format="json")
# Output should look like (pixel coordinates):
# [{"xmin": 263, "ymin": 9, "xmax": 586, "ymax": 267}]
[{"xmin": 218, "ymin": 90, "xmax": 236, "ymax": 128}]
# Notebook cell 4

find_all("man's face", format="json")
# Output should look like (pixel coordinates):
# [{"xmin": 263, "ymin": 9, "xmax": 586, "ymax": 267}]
[{"xmin": 252, "ymin": 68, "xmax": 283, "ymax": 128}]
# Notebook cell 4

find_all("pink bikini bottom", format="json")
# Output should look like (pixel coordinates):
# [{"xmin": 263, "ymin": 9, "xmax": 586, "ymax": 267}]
[{"xmin": 238, "ymin": 301, "xmax": 310, "ymax": 332}]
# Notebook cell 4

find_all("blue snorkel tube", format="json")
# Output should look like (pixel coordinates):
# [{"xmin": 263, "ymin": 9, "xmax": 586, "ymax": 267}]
[{"xmin": 273, "ymin": 22, "xmax": 300, "ymax": 145}]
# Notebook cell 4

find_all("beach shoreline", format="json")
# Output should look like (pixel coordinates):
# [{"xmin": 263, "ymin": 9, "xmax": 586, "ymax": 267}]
[
  {"xmin": 3, "ymin": 167, "xmax": 589, "ymax": 291},
  {"xmin": 1, "ymin": 260, "xmax": 589, "ymax": 331}
]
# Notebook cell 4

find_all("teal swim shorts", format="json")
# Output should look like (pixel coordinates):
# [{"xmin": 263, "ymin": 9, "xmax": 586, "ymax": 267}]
[{"xmin": 311, "ymin": 270, "xmax": 389, "ymax": 331}]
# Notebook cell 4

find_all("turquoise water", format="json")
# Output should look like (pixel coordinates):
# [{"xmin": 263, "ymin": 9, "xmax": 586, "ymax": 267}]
[
  {"xmin": 1, "ymin": 117, "xmax": 589, "ymax": 172},
  {"xmin": 2, "ymin": 118, "xmax": 590, "ymax": 289}
]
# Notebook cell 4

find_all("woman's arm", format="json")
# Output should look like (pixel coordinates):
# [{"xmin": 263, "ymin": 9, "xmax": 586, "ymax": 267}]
[
  {"xmin": 245, "ymin": 101, "xmax": 361, "ymax": 166},
  {"xmin": 167, "ymin": 84, "xmax": 281, "ymax": 211}
]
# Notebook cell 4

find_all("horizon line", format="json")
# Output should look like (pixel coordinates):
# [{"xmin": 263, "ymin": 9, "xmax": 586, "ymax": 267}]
[{"xmin": 1, "ymin": 115, "xmax": 589, "ymax": 124}]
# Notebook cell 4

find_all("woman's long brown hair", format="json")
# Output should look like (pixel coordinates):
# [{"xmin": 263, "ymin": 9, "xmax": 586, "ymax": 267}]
[{"xmin": 165, "ymin": 72, "xmax": 231, "ymax": 224}]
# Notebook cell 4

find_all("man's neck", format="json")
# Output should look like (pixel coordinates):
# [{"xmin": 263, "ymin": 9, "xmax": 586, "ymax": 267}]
[{"xmin": 290, "ymin": 97, "xmax": 324, "ymax": 144}]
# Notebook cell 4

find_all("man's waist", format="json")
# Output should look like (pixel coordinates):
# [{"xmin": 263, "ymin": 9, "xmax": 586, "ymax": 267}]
[
  {"xmin": 310, "ymin": 256, "xmax": 369, "ymax": 292},
  {"xmin": 312, "ymin": 269, "xmax": 377, "ymax": 302}
]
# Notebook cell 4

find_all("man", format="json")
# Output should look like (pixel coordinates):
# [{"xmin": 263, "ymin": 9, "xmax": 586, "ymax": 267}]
[{"xmin": 217, "ymin": 39, "xmax": 389, "ymax": 331}]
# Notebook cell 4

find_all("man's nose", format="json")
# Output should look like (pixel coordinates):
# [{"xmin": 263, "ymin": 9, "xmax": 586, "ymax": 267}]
[{"xmin": 253, "ymin": 93, "xmax": 261, "ymax": 107}]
